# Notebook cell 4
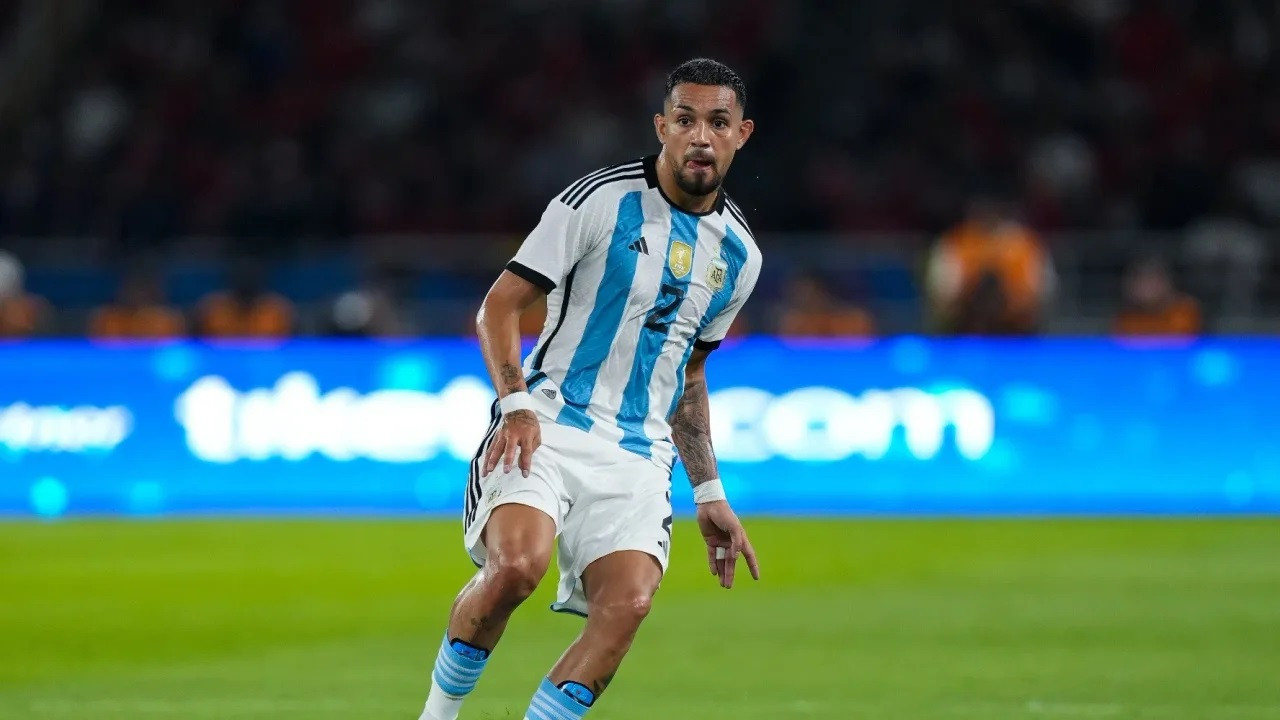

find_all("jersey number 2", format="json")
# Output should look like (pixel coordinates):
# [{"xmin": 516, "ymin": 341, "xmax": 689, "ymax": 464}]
[{"xmin": 644, "ymin": 284, "xmax": 685, "ymax": 334}]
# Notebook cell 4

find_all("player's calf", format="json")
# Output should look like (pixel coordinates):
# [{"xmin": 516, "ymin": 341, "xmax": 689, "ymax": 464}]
[
  {"xmin": 451, "ymin": 503, "xmax": 555, "ymax": 645},
  {"xmin": 449, "ymin": 548, "xmax": 546, "ymax": 643},
  {"xmin": 421, "ymin": 505, "xmax": 555, "ymax": 720},
  {"xmin": 567, "ymin": 591, "xmax": 653, "ymax": 675},
  {"xmin": 522, "ymin": 551, "xmax": 662, "ymax": 719}
]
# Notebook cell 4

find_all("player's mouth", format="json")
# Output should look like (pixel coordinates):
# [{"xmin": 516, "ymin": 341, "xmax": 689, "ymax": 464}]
[{"xmin": 685, "ymin": 158, "xmax": 714, "ymax": 172}]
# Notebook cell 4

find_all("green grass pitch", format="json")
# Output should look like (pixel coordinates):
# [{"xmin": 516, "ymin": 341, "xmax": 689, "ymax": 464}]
[{"xmin": 1, "ymin": 518, "xmax": 1278, "ymax": 719}]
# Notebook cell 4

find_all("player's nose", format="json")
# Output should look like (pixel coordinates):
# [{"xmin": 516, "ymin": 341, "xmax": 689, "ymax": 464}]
[{"xmin": 690, "ymin": 121, "xmax": 712, "ymax": 146}]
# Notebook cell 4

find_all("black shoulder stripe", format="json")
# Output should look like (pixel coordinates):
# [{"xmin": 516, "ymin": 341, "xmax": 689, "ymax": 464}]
[
  {"xmin": 565, "ymin": 165, "xmax": 640, "ymax": 206},
  {"xmin": 726, "ymin": 196, "xmax": 748, "ymax": 223},
  {"xmin": 559, "ymin": 161, "xmax": 643, "ymax": 205},
  {"xmin": 725, "ymin": 198, "xmax": 754, "ymax": 237},
  {"xmin": 559, "ymin": 161, "xmax": 631, "ymax": 203},
  {"xmin": 570, "ymin": 172, "xmax": 646, "ymax": 209},
  {"xmin": 565, "ymin": 165, "xmax": 643, "ymax": 208}
]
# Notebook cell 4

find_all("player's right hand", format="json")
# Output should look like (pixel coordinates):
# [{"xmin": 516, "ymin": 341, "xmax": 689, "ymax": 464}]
[{"xmin": 484, "ymin": 409, "xmax": 541, "ymax": 478}]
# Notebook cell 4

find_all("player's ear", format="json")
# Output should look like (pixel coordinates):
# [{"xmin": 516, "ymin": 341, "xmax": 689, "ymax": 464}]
[
  {"xmin": 736, "ymin": 118, "xmax": 754, "ymax": 150},
  {"xmin": 654, "ymin": 113, "xmax": 666, "ymax": 143}
]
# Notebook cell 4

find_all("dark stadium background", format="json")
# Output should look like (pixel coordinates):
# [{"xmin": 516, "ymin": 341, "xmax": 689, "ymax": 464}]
[
  {"xmin": 1, "ymin": 2, "xmax": 1277, "ymax": 719},
  {"xmin": 2, "ymin": 0, "xmax": 1278, "ymax": 336}
]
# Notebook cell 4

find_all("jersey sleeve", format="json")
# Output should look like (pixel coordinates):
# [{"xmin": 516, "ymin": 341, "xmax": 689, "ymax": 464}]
[
  {"xmin": 694, "ymin": 253, "xmax": 761, "ymax": 352},
  {"xmin": 506, "ymin": 195, "xmax": 609, "ymax": 293}
]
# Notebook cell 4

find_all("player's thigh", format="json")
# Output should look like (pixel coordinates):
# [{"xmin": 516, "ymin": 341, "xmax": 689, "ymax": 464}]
[
  {"xmin": 581, "ymin": 549, "xmax": 664, "ymax": 613},
  {"xmin": 464, "ymin": 423, "xmax": 569, "ymax": 571},
  {"xmin": 562, "ymin": 457, "xmax": 674, "ymax": 585},
  {"xmin": 481, "ymin": 503, "xmax": 557, "ymax": 575},
  {"xmin": 466, "ymin": 474, "xmax": 562, "ymax": 567}
]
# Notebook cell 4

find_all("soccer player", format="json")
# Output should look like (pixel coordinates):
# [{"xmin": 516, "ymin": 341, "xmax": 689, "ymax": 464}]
[{"xmin": 419, "ymin": 58, "xmax": 762, "ymax": 720}]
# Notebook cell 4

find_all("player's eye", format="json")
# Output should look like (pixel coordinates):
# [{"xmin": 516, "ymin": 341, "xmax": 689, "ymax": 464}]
[
  {"xmin": 713, "ymin": 119, "xmax": 729, "ymax": 129},
  {"xmin": 677, "ymin": 116, "xmax": 692, "ymax": 126}
]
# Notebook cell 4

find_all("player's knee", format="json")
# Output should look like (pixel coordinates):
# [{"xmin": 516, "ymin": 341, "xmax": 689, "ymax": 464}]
[
  {"xmin": 486, "ymin": 552, "xmax": 546, "ymax": 603},
  {"xmin": 596, "ymin": 592, "xmax": 652, "ymax": 630}
]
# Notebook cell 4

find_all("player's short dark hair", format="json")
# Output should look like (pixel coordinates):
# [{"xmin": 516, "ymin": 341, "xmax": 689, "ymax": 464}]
[{"xmin": 664, "ymin": 58, "xmax": 747, "ymax": 112}]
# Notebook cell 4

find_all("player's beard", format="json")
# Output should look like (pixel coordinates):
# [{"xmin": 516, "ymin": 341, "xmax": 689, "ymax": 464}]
[{"xmin": 675, "ymin": 165, "xmax": 722, "ymax": 197}]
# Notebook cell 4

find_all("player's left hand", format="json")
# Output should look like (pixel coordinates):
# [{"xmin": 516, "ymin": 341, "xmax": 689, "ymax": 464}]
[{"xmin": 696, "ymin": 500, "xmax": 759, "ymax": 589}]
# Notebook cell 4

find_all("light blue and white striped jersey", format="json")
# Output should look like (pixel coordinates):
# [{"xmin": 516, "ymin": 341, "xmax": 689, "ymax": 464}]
[{"xmin": 506, "ymin": 155, "xmax": 762, "ymax": 469}]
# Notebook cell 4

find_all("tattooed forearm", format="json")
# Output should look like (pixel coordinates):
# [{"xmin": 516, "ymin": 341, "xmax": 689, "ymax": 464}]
[
  {"xmin": 670, "ymin": 376, "xmax": 717, "ymax": 486},
  {"xmin": 499, "ymin": 363, "xmax": 525, "ymax": 395},
  {"xmin": 505, "ymin": 408, "xmax": 538, "ymax": 428}
]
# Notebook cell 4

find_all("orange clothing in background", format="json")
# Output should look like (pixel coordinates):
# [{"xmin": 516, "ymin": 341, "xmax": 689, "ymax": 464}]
[
  {"xmin": 938, "ymin": 219, "xmax": 1047, "ymax": 321},
  {"xmin": 197, "ymin": 291, "xmax": 294, "ymax": 338},
  {"xmin": 779, "ymin": 307, "xmax": 876, "ymax": 337},
  {"xmin": 1114, "ymin": 296, "xmax": 1202, "ymax": 336},
  {"xmin": 0, "ymin": 294, "xmax": 48, "ymax": 337},
  {"xmin": 90, "ymin": 305, "xmax": 186, "ymax": 339}
]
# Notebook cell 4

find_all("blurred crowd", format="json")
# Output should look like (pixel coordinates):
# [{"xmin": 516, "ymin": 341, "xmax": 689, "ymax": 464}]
[{"xmin": 2, "ymin": 0, "xmax": 1278, "ymax": 339}]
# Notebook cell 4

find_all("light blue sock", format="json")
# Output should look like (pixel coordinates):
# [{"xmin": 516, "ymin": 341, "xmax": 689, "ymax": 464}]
[
  {"xmin": 524, "ymin": 677, "xmax": 593, "ymax": 720},
  {"xmin": 420, "ymin": 633, "xmax": 489, "ymax": 720}
]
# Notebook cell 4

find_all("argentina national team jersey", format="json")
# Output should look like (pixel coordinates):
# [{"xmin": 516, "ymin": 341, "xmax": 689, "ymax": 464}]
[{"xmin": 505, "ymin": 155, "xmax": 762, "ymax": 469}]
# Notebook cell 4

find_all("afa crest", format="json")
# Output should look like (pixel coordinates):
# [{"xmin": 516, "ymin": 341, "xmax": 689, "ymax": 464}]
[
  {"xmin": 667, "ymin": 241, "xmax": 693, "ymax": 278},
  {"xmin": 706, "ymin": 259, "xmax": 728, "ymax": 291}
]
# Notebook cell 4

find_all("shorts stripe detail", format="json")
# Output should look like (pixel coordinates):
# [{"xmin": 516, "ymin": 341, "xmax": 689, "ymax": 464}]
[{"xmin": 464, "ymin": 400, "xmax": 502, "ymax": 529}]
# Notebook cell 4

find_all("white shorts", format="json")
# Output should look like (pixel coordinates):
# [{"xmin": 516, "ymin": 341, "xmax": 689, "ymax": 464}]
[{"xmin": 462, "ymin": 409, "xmax": 673, "ymax": 617}]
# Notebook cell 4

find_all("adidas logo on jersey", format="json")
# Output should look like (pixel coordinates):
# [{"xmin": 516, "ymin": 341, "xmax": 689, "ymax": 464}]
[
  {"xmin": 541, "ymin": 388, "xmax": 557, "ymax": 400},
  {"xmin": 627, "ymin": 237, "xmax": 649, "ymax": 255}
]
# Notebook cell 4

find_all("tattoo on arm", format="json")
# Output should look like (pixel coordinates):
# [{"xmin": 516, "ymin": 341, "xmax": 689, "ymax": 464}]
[
  {"xmin": 499, "ymin": 363, "xmax": 524, "ymax": 395},
  {"xmin": 670, "ymin": 376, "xmax": 716, "ymax": 486},
  {"xmin": 505, "ymin": 408, "xmax": 538, "ymax": 428}
]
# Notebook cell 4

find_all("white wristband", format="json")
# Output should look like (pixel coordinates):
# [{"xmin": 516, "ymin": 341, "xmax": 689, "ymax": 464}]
[
  {"xmin": 499, "ymin": 391, "xmax": 535, "ymax": 415},
  {"xmin": 692, "ymin": 478, "xmax": 726, "ymax": 504}
]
